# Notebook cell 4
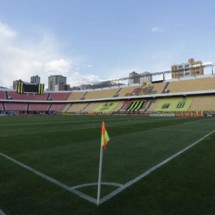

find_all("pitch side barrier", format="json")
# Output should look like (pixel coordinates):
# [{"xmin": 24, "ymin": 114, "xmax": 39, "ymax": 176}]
[
  {"xmin": 205, "ymin": 113, "xmax": 215, "ymax": 117},
  {"xmin": 150, "ymin": 113, "xmax": 204, "ymax": 117}
]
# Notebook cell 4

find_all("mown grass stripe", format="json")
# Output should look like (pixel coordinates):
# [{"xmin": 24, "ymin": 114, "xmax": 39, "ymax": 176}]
[
  {"xmin": 0, "ymin": 152, "xmax": 97, "ymax": 204},
  {"xmin": 100, "ymin": 129, "xmax": 215, "ymax": 204}
]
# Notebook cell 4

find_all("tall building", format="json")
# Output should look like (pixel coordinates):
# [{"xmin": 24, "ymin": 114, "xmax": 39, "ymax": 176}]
[
  {"xmin": 48, "ymin": 75, "xmax": 67, "ymax": 91},
  {"xmin": 129, "ymin": 71, "xmax": 151, "ymax": 85},
  {"xmin": 31, "ymin": 75, "xmax": 40, "ymax": 84},
  {"xmin": 129, "ymin": 71, "xmax": 140, "ymax": 85},
  {"xmin": 13, "ymin": 80, "xmax": 21, "ymax": 90},
  {"xmin": 171, "ymin": 58, "xmax": 204, "ymax": 79}
]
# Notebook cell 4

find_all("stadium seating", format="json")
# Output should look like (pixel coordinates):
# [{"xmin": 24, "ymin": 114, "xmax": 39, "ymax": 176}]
[
  {"xmin": 153, "ymin": 82, "xmax": 166, "ymax": 94},
  {"xmin": 119, "ymin": 101, "xmax": 132, "ymax": 112},
  {"xmin": 0, "ymin": 91, "xmax": 6, "ymax": 99},
  {"xmin": 84, "ymin": 88, "xmax": 119, "ymax": 99},
  {"xmin": 4, "ymin": 103, "xmax": 28, "ymax": 111},
  {"xmin": 127, "ymin": 100, "xmax": 144, "ymax": 112},
  {"xmin": 153, "ymin": 97, "xmax": 193, "ymax": 112},
  {"xmin": 7, "ymin": 91, "xmax": 49, "ymax": 100},
  {"xmin": 67, "ymin": 91, "xmax": 87, "ymax": 100},
  {"xmin": 1, "ymin": 76, "xmax": 215, "ymax": 115},
  {"xmin": 188, "ymin": 95, "xmax": 215, "ymax": 112},
  {"xmin": 66, "ymin": 103, "xmax": 88, "ymax": 113},
  {"xmin": 28, "ymin": 103, "xmax": 50, "ymax": 111},
  {"xmin": 167, "ymin": 77, "xmax": 215, "ymax": 93},
  {"xmin": 0, "ymin": 103, "xmax": 4, "ymax": 111},
  {"xmin": 49, "ymin": 104, "xmax": 67, "ymax": 112},
  {"xmin": 94, "ymin": 102, "xmax": 122, "ymax": 113},
  {"xmin": 117, "ymin": 86, "xmax": 140, "ymax": 96},
  {"xmin": 82, "ymin": 102, "xmax": 102, "ymax": 113},
  {"xmin": 48, "ymin": 92, "xmax": 70, "ymax": 100}
]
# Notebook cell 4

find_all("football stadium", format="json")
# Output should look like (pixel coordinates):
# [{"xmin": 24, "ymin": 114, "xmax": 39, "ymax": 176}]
[{"xmin": 0, "ymin": 66, "xmax": 215, "ymax": 214}]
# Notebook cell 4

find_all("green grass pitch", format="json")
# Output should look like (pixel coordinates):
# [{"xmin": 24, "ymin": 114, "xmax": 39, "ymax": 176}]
[{"xmin": 0, "ymin": 115, "xmax": 215, "ymax": 215}]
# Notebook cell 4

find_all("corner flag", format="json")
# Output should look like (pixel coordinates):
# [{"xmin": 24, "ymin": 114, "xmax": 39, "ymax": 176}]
[
  {"xmin": 101, "ymin": 121, "xmax": 110, "ymax": 150},
  {"xmin": 97, "ymin": 121, "xmax": 110, "ymax": 205}
]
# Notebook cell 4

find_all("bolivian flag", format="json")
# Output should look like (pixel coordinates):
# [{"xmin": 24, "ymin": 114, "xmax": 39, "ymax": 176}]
[{"xmin": 101, "ymin": 121, "xmax": 110, "ymax": 150}]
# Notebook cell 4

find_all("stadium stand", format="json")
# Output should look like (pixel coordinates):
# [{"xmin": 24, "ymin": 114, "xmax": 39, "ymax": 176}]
[
  {"xmin": 119, "ymin": 101, "xmax": 132, "ymax": 112},
  {"xmin": 117, "ymin": 86, "xmax": 139, "ymax": 96},
  {"xmin": 1, "ymin": 75, "xmax": 215, "ymax": 115},
  {"xmin": 7, "ymin": 91, "xmax": 48, "ymax": 100},
  {"xmin": 84, "ymin": 88, "xmax": 119, "ymax": 99},
  {"xmin": 0, "ymin": 103, "xmax": 4, "ymax": 111},
  {"xmin": 153, "ymin": 97, "xmax": 193, "ymax": 112},
  {"xmin": 49, "ymin": 104, "xmax": 67, "ymax": 112},
  {"xmin": 127, "ymin": 100, "xmax": 144, "ymax": 112},
  {"xmin": 67, "ymin": 91, "xmax": 87, "ymax": 100},
  {"xmin": 153, "ymin": 82, "xmax": 166, "ymax": 94},
  {"xmin": 167, "ymin": 76, "xmax": 215, "ymax": 93},
  {"xmin": 139, "ymin": 100, "xmax": 153, "ymax": 113},
  {"xmin": 4, "ymin": 103, "xmax": 28, "ymax": 111},
  {"xmin": 0, "ymin": 91, "xmax": 6, "ymax": 99},
  {"xmin": 82, "ymin": 102, "xmax": 102, "ymax": 113},
  {"xmin": 28, "ymin": 103, "xmax": 50, "ymax": 111},
  {"xmin": 188, "ymin": 95, "xmax": 215, "ymax": 112},
  {"xmin": 66, "ymin": 103, "xmax": 88, "ymax": 113},
  {"xmin": 48, "ymin": 92, "xmax": 70, "ymax": 100},
  {"xmin": 94, "ymin": 102, "xmax": 122, "ymax": 113}
]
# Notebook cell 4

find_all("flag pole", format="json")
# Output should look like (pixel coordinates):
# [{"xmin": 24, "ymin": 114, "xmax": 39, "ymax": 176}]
[{"xmin": 97, "ymin": 142, "xmax": 103, "ymax": 206}]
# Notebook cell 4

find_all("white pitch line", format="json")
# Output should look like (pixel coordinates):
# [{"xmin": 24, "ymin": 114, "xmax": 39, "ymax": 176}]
[
  {"xmin": 0, "ymin": 209, "xmax": 6, "ymax": 215},
  {"xmin": 71, "ymin": 182, "xmax": 122, "ymax": 190},
  {"xmin": 99, "ymin": 129, "xmax": 215, "ymax": 204},
  {"xmin": 1, "ymin": 129, "xmax": 214, "ymax": 206},
  {"xmin": 157, "ymin": 128, "xmax": 207, "ymax": 133},
  {"xmin": 0, "ymin": 152, "xmax": 96, "ymax": 204}
]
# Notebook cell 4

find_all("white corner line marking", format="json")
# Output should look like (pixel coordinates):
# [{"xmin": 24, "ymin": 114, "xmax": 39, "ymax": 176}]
[
  {"xmin": 99, "ymin": 129, "xmax": 215, "ymax": 204},
  {"xmin": 0, "ymin": 152, "xmax": 97, "ymax": 204},
  {"xmin": 1, "ymin": 129, "xmax": 214, "ymax": 205},
  {"xmin": 71, "ymin": 182, "xmax": 122, "ymax": 190}
]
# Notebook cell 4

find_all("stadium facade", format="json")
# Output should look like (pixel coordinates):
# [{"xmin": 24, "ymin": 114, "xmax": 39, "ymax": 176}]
[{"xmin": 1, "ymin": 63, "xmax": 215, "ymax": 117}]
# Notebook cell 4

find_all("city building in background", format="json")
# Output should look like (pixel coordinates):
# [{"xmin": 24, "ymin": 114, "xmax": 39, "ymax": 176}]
[
  {"xmin": 13, "ymin": 80, "xmax": 21, "ymax": 90},
  {"xmin": 129, "ymin": 71, "xmax": 152, "ymax": 85},
  {"xmin": 31, "ymin": 75, "xmax": 40, "ymax": 84},
  {"xmin": 48, "ymin": 75, "xmax": 68, "ymax": 91},
  {"xmin": 171, "ymin": 58, "xmax": 204, "ymax": 79}
]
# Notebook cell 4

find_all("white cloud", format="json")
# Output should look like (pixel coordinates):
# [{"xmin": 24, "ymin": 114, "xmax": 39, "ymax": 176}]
[
  {"xmin": 151, "ymin": 26, "xmax": 164, "ymax": 33},
  {"xmin": 44, "ymin": 59, "xmax": 71, "ymax": 74},
  {"xmin": 108, "ymin": 66, "xmax": 140, "ymax": 80},
  {"xmin": 0, "ymin": 21, "xmax": 101, "ymax": 89},
  {"xmin": 71, "ymin": 73, "xmax": 101, "ymax": 86},
  {"xmin": 0, "ymin": 22, "xmax": 17, "ymax": 39}
]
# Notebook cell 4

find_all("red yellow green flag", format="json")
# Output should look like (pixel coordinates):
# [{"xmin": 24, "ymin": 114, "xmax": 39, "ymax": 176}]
[{"xmin": 101, "ymin": 121, "xmax": 110, "ymax": 150}]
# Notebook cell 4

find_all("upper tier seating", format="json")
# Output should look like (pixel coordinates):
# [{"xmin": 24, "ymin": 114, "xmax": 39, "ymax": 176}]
[
  {"xmin": 117, "ymin": 86, "xmax": 139, "ymax": 97},
  {"xmin": 84, "ymin": 88, "xmax": 119, "ymax": 99},
  {"xmin": 67, "ymin": 91, "xmax": 87, "ymax": 100},
  {"xmin": 167, "ymin": 77, "xmax": 215, "ymax": 93},
  {"xmin": 7, "ymin": 91, "xmax": 48, "ymax": 100},
  {"xmin": 48, "ymin": 92, "xmax": 70, "ymax": 100},
  {"xmin": 153, "ymin": 82, "xmax": 166, "ymax": 94}
]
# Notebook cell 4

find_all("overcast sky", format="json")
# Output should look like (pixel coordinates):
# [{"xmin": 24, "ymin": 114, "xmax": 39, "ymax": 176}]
[{"xmin": 0, "ymin": 0, "xmax": 215, "ymax": 88}]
